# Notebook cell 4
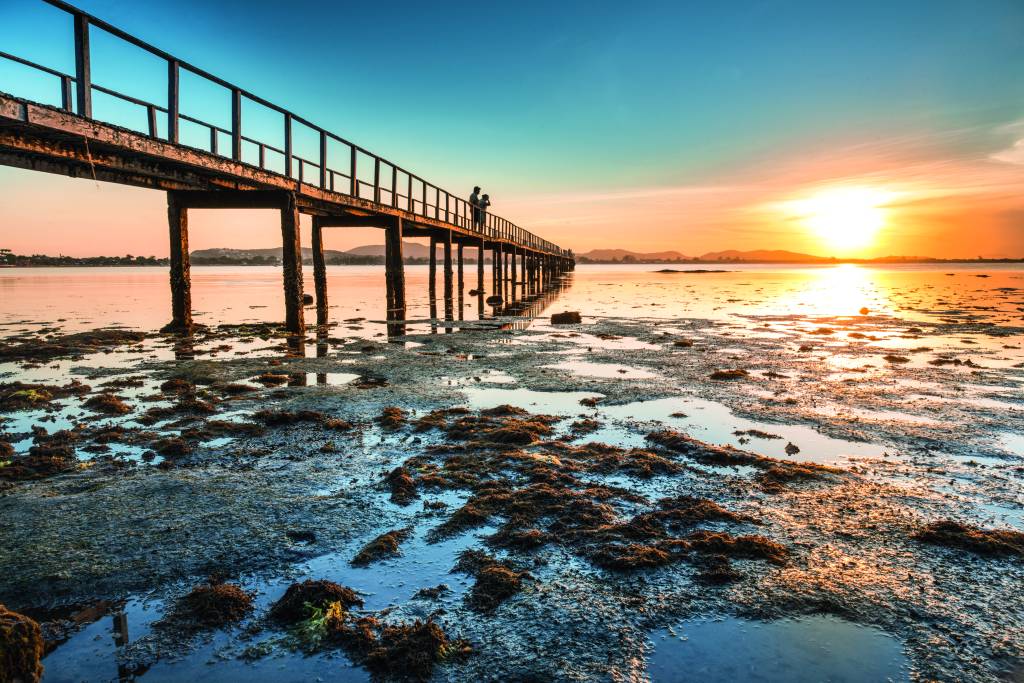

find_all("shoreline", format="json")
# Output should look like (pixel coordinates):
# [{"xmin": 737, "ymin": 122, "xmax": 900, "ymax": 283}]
[{"xmin": 2, "ymin": 258, "xmax": 1024, "ymax": 269}]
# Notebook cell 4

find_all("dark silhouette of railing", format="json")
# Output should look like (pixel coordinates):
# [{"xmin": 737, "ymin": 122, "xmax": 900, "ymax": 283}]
[{"xmin": 0, "ymin": 0, "xmax": 573, "ymax": 259}]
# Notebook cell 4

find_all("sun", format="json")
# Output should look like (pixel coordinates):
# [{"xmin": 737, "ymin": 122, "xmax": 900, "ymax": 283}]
[{"xmin": 786, "ymin": 187, "xmax": 893, "ymax": 254}]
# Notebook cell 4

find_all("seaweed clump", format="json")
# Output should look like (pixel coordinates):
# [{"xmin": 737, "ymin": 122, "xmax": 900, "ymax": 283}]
[
  {"xmin": 254, "ymin": 409, "xmax": 351, "ymax": 430},
  {"xmin": 646, "ymin": 429, "xmax": 841, "ymax": 490},
  {"xmin": 444, "ymin": 405, "xmax": 560, "ymax": 446},
  {"xmin": 914, "ymin": 520, "xmax": 1024, "ymax": 558},
  {"xmin": 0, "ymin": 430, "xmax": 79, "ymax": 481},
  {"xmin": 385, "ymin": 466, "xmax": 418, "ymax": 505},
  {"xmin": 270, "ymin": 579, "xmax": 363, "ymax": 623},
  {"xmin": 0, "ymin": 604, "xmax": 44, "ymax": 683},
  {"xmin": 0, "ymin": 328, "xmax": 145, "ymax": 362},
  {"xmin": 0, "ymin": 381, "xmax": 90, "ymax": 412},
  {"xmin": 413, "ymin": 407, "xmax": 470, "ymax": 432},
  {"xmin": 709, "ymin": 369, "xmax": 748, "ymax": 380},
  {"xmin": 84, "ymin": 393, "xmax": 132, "ymax": 415},
  {"xmin": 453, "ymin": 550, "xmax": 532, "ymax": 611},
  {"xmin": 351, "ymin": 528, "xmax": 411, "ymax": 566},
  {"xmin": 167, "ymin": 582, "xmax": 254, "ymax": 628},
  {"xmin": 324, "ymin": 607, "xmax": 469, "ymax": 683},
  {"xmin": 378, "ymin": 407, "xmax": 408, "ymax": 430}
]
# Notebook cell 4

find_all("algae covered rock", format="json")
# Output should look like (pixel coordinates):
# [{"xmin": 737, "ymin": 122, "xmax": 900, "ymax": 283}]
[{"xmin": 0, "ymin": 604, "xmax": 43, "ymax": 683}]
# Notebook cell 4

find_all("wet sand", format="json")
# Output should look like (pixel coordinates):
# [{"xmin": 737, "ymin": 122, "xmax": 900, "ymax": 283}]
[{"xmin": 1, "ymin": 264, "xmax": 1022, "ymax": 682}]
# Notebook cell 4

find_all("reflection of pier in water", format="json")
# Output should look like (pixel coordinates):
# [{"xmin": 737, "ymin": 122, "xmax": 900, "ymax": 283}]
[{"xmin": 279, "ymin": 270, "xmax": 572, "ymax": 386}]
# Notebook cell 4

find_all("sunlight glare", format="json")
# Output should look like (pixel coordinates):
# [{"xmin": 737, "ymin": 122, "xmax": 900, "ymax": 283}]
[{"xmin": 787, "ymin": 187, "xmax": 893, "ymax": 254}]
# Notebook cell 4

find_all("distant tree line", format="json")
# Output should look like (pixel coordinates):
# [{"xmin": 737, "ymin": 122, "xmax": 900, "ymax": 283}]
[
  {"xmin": 0, "ymin": 249, "xmax": 168, "ymax": 267},
  {"xmin": 192, "ymin": 254, "xmax": 278, "ymax": 265}
]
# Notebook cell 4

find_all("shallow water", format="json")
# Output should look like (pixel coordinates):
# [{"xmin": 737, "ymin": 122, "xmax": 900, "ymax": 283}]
[
  {"xmin": 2, "ymin": 262, "xmax": 1023, "ymax": 682},
  {"xmin": 648, "ymin": 615, "xmax": 909, "ymax": 682}
]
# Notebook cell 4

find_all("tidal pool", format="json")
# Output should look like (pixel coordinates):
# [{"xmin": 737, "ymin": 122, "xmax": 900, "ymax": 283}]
[{"xmin": 648, "ymin": 615, "xmax": 909, "ymax": 682}]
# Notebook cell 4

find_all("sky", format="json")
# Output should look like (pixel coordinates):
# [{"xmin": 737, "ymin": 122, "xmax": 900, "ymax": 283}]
[{"xmin": 1, "ymin": 0, "xmax": 1023, "ymax": 258}]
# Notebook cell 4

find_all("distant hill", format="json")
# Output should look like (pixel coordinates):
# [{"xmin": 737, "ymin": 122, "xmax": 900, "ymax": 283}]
[
  {"xmin": 579, "ymin": 248, "xmax": 689, "ymax": 262},
  {"xmin": 346, "ymin": 242, "xmax": 438, "ymax": 259},
  {"xmin": 697, "ymin": 249, "xmax": 830, "ymax": 263},
  {"xmin": 577, "ymin": 248, "xmax": 832, "ymax": 263},
  {"xmin": 191, "ymin": 247, "xmax": 346, "ymax": 262},
  {"xmin": 190, "ymin": 242, "xmax": 483, "ymax": 265}
]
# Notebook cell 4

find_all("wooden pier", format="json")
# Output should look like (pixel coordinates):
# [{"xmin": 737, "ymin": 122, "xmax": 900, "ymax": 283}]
[{"xmin": 0, "ymin": 0, "xmax": 574, "ymax": 336}]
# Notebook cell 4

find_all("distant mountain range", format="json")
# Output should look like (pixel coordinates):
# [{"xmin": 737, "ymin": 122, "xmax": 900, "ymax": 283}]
[
  {"xmin": 579, "ymin": 248, "xmax": 689, "ymax": 262},
  {"xmin": 574, "ymin": 248, "xmax": 999, "ymax": 263},
  {"xmin": 576, "ymin": 248, "xmax": 830, "ymax": 263},
  {"xmin": 186, "ymin": 246, "xmax": 1022, "ymax": 266},
  {"xmin": 190, "ymin": 242, "xmax": 482, "ymax": 265}
]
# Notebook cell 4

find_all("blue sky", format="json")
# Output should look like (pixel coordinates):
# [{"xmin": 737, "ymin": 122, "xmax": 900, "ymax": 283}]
[{"xmin": 1, "ymin": 0, "xmax": 1023, "ymax": 256}]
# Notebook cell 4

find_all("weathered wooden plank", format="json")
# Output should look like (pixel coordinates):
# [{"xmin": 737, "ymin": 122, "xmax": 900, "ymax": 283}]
[{"xmin": 170, "ymin": 189, "xmax": 292, "ymax": 209}]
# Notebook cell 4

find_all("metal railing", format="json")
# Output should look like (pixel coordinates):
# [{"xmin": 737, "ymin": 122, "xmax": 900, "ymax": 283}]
[{"xmin": 0, "ymin": 0, "xmax": 573, "ymax": 259}]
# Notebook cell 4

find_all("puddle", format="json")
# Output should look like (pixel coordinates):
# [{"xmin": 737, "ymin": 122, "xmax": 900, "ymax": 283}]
[
  {"xmin": 304, "ymin": 372, "xmax": 361, "ymax": 386},
  {"xmin": 463, "ymin": 386, "xmax": 602, "ymax": 415},
  {"xmin": 544, "ymin": 359, "xmax": 660, "ymax": 379},
  {"xmin": 41, "ymin": 499, "xmax": 487, "ymax": 683},
  {"xmin": 995, "ymin": 432, "xmax": 1024, "ymax": 457},
  {"xmin": 648, "ymin": 615, "xmax": 909, "ymax": 682},
  {"xmin": 600, "ymin": 396, "xmax": 881, "ymax": 464}
]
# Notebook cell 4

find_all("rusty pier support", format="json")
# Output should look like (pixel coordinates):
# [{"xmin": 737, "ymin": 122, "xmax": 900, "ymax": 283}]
[
  {"xmin": 428, "ymin": 235, "xmax": 437, "ymax": 302},
  {"xmin": 162, "ymin": 191, "xmax": 192, "ymax": 332},
  {"xmin": 280, "ymin": 193, "xmax": 305, "ymax": 335},
  {"xmin": 311, "ymin": 216, "xmax": 328, "ymax": 326},
  {"xmin": 443, "ymin": 229, "xmax": 454, "ymax": 323},
  {"xmin": 384, "ymin": 216, "xmax": 406, "ymax": 336},
  {"xmin": 507, "ymin": 246, "xmax": 516, "ymax": 301},
  {"xmin": 162, "ymin": 189, "xmax": 305, "ymax": 335},
  {"xmin": 457, "ymin": 242, "xmax": 464, "ymax": 292}
]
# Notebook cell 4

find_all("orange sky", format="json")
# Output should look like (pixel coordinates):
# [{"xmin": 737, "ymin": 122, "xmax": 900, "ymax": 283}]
[
  {"xmin": 2, "ymin": 0, "xmax": 1024, "ymax": 260},
  {"xmin": 3, "ymin": 123, "xmax": 1024, "ymax": 260}
]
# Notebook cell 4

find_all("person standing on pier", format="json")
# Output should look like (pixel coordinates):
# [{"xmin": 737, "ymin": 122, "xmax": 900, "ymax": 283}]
[
  {"xmin": 479, "ymin": 194, "xmax": 491, "ymax": 228},
  {"xmin": 470, "ymin": 186, "xmax": 482, "ymax": 227}
]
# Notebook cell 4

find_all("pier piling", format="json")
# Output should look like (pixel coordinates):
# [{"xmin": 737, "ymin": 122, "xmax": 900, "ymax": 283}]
[
  {"xmin": 311, "ymin": 216, "xmax": 328, "ymax": 326},
  {"xmin": 163, "ymin": 192, "xmax": 192, "ymax": 332},
  {"xmin": 280, "ymin": 192, "xmax": 304, "ymax": 335}
]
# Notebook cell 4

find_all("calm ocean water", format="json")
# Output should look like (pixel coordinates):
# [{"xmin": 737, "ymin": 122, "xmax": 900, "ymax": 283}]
[{"xmin": 1, "ymin": 262, "xmax": 1021, "ymax": 335}]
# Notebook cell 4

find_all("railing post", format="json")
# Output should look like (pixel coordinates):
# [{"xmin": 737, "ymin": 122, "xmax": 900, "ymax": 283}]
[
  {"xmin": 319, "ymin": 130, "xmax": 327, "ymax": 189},
  {"xmin": 284, "ymin": 114, "xmax": 293, "ymax": 178},
  {"xmin": 407, "ymin": 174, "xmax": 413, "ymax": 212},
  {"xmin": 147, "ymin": 105, "xmax": 158, "ymax": 137},
  {"xmin": 374, "ymin": 158, "xmax": 381, "ymax": 203},
  {"xmin": 167, "ymin": 60, "xmax": 179, "ymax": 143},
  {"xmin": 349, "ymin": 146, "xmax": 357, "ymax": 197},
  {"xmin": 210, "ymin": 127, "xmax": 218, "ymax": 155},
  {"xmin": 391, "ymin": 166, "xmax": 398, "ymax": 207},
  {"xmin": 61, "ymin": 76, "xmax": 73, "ymax": 112},
  {"xmin": 73, "ymin": 12, "xmax": 91, "ymax": 118},
  {"xmin": 231, "ymin": 88, "xmax": 242, "ymax": 161}
]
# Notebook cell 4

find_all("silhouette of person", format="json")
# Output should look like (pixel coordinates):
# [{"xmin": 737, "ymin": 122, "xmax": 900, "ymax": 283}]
[
  {"xmin": 479, "ymin": 194, "xmax": 491, "ymax": 227},
  {"xmin": 470, "ymin": 186, "xmax": 482, "ymax": 227}
]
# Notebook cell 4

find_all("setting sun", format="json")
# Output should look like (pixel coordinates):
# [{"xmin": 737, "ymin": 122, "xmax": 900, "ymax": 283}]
[{"xmin": 786, "ymin": 187, "xmax": 893, "ymax": 254}]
